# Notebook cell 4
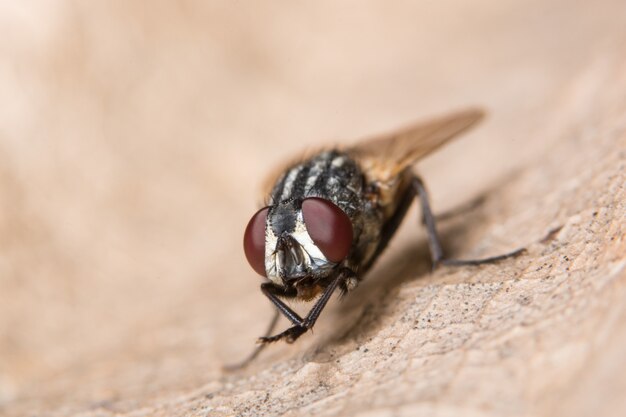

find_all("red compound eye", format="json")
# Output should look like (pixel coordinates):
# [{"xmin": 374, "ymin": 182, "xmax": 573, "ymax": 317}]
[
  {"xmin": 243, "ymin": 207, "xmax": 268, "ymax": 277},
  {"xmin": 302, "ymin": 198, "xmax": 353, "ymax": 262}
]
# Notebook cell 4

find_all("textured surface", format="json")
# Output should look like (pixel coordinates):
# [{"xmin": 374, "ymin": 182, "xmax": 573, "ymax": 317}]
[{"xmin": 1, "ymin": 2, "xmax": 625, "ymax": 416}]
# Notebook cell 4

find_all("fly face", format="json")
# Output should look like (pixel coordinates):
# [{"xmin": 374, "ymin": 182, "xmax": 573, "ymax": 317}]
[{"xmin": 244, "ymin": 195, "xmax": 354, "ymax": 287}]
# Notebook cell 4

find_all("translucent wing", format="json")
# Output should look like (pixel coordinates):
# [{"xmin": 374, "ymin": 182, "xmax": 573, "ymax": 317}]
[
  {"xmin": 260, "ymin": 108, "xmax": 484, "ymax": 203},
  {"xmin": 347, "ymin": 108, "xmax": 485, "ymax": 184}
]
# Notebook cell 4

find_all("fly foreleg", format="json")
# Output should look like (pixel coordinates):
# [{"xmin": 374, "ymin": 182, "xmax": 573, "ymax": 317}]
[{"xmin": 259, "ymin": 268, "xmax": 354, "ymax": 344}]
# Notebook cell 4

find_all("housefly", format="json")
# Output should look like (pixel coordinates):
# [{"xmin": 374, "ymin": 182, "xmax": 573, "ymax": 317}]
[{"xmin": 231, "ymin": 109, "xmax": 524, "ymax": 369}]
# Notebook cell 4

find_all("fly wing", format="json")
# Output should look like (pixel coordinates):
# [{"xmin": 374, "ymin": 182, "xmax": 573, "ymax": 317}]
[
  {"xmin": 260, "ymin": 108, "xmax": 484, "ymax": 203},
  {"xmin": 347, "ymin": 108, "xmax": 485, "ymax": 184}
]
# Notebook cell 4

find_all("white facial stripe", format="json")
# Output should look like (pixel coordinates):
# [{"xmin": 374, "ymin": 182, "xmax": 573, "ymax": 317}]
[
  {"xmin": 290, "ymin": 211, "xmax": 327, "ymax": 262},
  {"xmin": 264, "ymin": 219, "xmax": 280, "ymax": 284}
]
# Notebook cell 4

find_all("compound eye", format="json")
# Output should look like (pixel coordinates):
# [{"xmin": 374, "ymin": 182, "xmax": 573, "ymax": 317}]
[
  {"xmin": 243, "ymin": 207, "xmax": 269, "ymax": 277},
  {"xmin": 302, "ymin": 198, "xmax": 353, "ymax": 262}
]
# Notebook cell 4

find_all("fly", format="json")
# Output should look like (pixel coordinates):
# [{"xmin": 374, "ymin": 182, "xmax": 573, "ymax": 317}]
[{"xmin": 229, "ymin": 108, "xmax": 524, "ymax": 369}]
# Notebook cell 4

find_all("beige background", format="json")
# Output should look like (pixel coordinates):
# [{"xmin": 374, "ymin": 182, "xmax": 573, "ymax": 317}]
[{"xmin": 1, "ymin": 1, "xmax": 625, "ymax": 416}]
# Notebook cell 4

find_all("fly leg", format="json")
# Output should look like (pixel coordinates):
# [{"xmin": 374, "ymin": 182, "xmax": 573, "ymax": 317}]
[
  {"xmin": 259, "ymin": 268, "xmax": 353, "ymax": 344},
  {"xmin": 413, "ymin": 176, "xmax": 525, "ymax": 268}
]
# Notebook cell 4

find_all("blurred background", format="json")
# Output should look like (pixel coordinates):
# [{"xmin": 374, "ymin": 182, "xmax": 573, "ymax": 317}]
[{"xmin": 0, "ymin": 1, "xmax": 625, "ymax": 415}]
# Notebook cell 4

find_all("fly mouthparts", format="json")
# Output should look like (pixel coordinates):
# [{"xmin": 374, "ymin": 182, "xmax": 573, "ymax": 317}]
[{"xmin": 276, "ymin": 235, "xmax": 305, "ymax": 267}]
